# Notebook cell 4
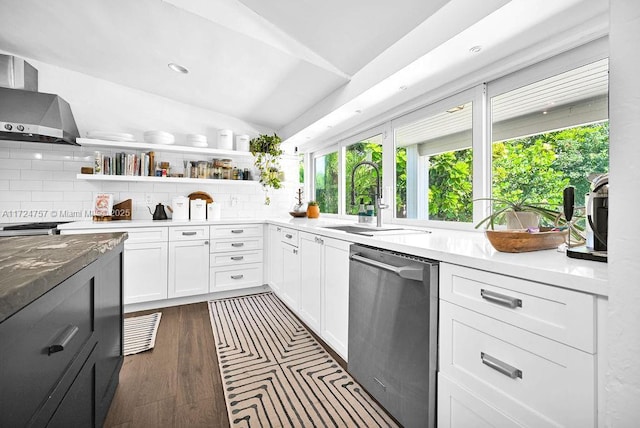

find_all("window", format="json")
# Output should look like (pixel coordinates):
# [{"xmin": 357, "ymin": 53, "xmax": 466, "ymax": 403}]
[
  {"xmin": 490, "ymin": 59, "xmax": 609, "ymax": 215},
  {"xmin": 314, "ymin": 151, "xmax": 338, "ymax": 214},
  {"xmin": 306, "ymin": 40, "xmax": 608, "ymax": 228},
  {"xmin": 394, "ymin": 101, "xmax": 473, "ymax": 222},
  {"xmin": 345, "ymin": 134, "xmax": 383, "ymax": 215}
]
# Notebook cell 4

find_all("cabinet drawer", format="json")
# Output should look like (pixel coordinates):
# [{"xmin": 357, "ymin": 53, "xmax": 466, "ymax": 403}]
[
  {"xmin": 169, "ymin": 225, "xmax": 210, "ymax": 241},
  {"xmin": 210, "ymin": 250, "xmax": 263, "ymax": 266},
  {"xmin": 210, "ymin": 263, "xmax": 263, "ymax": 290},
  {"xmin": 210, "ymin": 224, "xmax": 262, "ymax": 239},
  {"xmin": 439, "ymin": 301, "xmax": 595, "ymax": 427},
  {"xmin": 280, "ymin": 227, "xmax": 299, "ymax": 247},
  {"xmin": 125, "ymin": 227, "xmax": 169, "ymax": 243},
  {"xmin": 440, "ymin": 263, "xmax": 595, "ymax": 352},
  {"xmin": 438, "ymin": 373, "xmax": 527, "ymax": 428},
  {"xmin": 0, "ymin": 270, "xmax": 95, "ymax": 427},
  {"xmin": 210, "ymin": 237, "xmax": 263, "ymax": 253}
]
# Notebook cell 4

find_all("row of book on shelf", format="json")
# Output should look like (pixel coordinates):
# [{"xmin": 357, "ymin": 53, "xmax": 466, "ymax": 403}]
[{"xmin": 93, "ymin": 151, "xmax": 156, "ymax": 176}]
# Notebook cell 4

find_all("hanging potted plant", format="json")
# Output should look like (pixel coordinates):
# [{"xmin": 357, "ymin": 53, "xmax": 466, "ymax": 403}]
[{"xmin": 250, "ymin": 133, "xmax": 283, "ymax": 205}]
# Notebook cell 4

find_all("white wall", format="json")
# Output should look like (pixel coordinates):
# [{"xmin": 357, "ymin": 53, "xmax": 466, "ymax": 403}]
[
  {"xmin": 607, "ymin": 0, "xmax": 640, "ymax": 425},
  {"xmin": 0, "ymin": 56, "xmax": 300, "ymax": 222}
]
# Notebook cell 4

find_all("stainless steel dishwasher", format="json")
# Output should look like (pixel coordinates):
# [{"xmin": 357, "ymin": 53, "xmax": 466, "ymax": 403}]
[{"xmin": 348, "ymin": 244, "xmax": 438, "ymax": 428}]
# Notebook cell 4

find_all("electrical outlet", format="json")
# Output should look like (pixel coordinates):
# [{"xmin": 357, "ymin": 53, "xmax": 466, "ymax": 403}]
[
  {"xmin": 230, "ymin": 197, "xmax": 238, "ymax": 207},
  {"xmin": 145, "ymin": 194, "xmax": 152, "ymax": 204}
]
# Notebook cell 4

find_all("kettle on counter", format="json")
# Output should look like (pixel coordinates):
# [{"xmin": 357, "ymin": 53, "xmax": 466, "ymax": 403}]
[{"xmin": 147, "ymin": 203, "xmax": 168, "ymax": 220}]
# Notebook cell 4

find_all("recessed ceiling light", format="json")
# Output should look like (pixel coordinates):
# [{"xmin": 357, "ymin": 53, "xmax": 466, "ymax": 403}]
[
  {"xmin": 355, "ymin": 109, "xmax": 362, "ymax": 114},
  {"xmin": 469, "ymin": 45, "xmax": 482, "ymax": 53},
  {"xmin": 399, "ymin": 85, "xmax": 408, "ymax": 91},
  {"xmin": 168, "ymin": 62, "xmax": 189, "ymax": 74}
]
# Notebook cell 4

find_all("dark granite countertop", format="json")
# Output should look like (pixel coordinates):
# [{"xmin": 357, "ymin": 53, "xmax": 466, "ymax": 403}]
[{"xmin": 0, "ymin": 232, "xmax": 127, "ymax": 323}]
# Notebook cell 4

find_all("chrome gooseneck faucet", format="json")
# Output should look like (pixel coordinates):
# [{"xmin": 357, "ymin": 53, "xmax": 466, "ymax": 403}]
[{"xmin": 350, "ymin": 161, "xmax": 389, "ymax": 227}]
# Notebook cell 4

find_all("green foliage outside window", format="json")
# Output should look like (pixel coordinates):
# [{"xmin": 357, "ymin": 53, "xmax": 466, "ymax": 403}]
[{"xmin": 395, "ymin": 122, "xmax": 609, "ymax": 222}]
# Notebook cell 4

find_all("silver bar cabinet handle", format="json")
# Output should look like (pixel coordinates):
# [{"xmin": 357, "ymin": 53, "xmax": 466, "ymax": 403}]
[
  {"xmin": 182, "ymin": 231, "xmax": 197, "ymax": 236},
  {"xmin": 230, "ymin": 274, "xmax": 244, "ymax": 280},
  {"xmin": 231, "ymin": 243, "xmax": 244, "ymax": 247},
  {"xmin": 481, "ymin": 289, "xmax": 522, "ymax": 308},
  {"xmin": 48, "ymin": 325, "xmax": 79, "ymax": 355},
  {"xmin": 285, "ymin": 233, "xmax": 293, "ymax": 239},
  {"xmin": 231, "ymin": 229, "xmax": 244, "ymax": 234},
  {"xmin": 230, "ymin": 256, "xmax": 244, "ymax": 261},
  {"xmin": 481, "ymin": 352, "xmax": 522, "ymax": 379}
]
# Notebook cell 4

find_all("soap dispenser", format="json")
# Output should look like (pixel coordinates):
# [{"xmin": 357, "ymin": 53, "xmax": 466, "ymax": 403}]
[{"xmin": 358, "ymin": 198, "xmax": 366, "ymax": 223}]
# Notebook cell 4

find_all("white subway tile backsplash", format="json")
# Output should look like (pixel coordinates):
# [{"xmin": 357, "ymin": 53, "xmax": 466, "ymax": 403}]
[
  {"xmin": 0, "ymin": 144, "xmax": 298, "ymax": 221},
  {"xmin": 100, "ymin": 182, "xmax": 130, "ymax": 192},
  {"xmin": 0, "ymin": 170, "xmax": 20, "ymax": 180},
  {"xmin": 32, "ymin": 191, "xmax": 64, "ymax": 202},
  {"xmin": 53, "ymin": 170, "xmax": 77, "ymax": 180},
  {"xmin": 0, "ymin": 159, "xmax": 31, "ymax": 170},
  {"xmin": 0, "ymin": 191, "xmax": 31, "ymax": 202},
  {"xmin": 63, "ymin": 191, "xmax": 93, "ymax": 202},
  {"xmin": 31, "ymin": 160, "xmax": 62, "ymax": 171},
  {"xmin": 10, "ymin": 180, "xmax": 43, "ymax": 191},
  {"xmin": 21, "ymin": 170, "xmax": 54, "ymax": 180},
  {"xmin": 44, "ymin": 181, "xmax": 75, "ymax": 191}
]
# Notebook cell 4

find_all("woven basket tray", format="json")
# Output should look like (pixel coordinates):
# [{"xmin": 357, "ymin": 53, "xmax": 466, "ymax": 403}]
[{"xmin": 486, "ymin": 227, "xmax": 568, "ymax": 253}]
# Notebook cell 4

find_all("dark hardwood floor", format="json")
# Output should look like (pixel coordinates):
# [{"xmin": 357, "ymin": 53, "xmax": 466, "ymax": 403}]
[{"xmin": 104, "ymin": 301, "xmax": 347, "ymax": 428}]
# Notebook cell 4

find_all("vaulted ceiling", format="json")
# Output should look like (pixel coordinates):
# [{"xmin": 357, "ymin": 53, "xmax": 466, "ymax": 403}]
[{"xmin": 0, "ymin": 0, "xmax": 608, "ymax": 148}]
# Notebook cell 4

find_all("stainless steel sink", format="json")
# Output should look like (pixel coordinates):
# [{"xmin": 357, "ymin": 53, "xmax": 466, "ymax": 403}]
[{"xmin": 322, "ymin": 225, "xmax": 430, "ymax": 236}]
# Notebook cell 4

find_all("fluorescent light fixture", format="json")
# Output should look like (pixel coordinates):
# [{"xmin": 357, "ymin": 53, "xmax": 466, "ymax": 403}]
[{"xmin": 168, "ymin": 62, "xmax": 189, "ymax": 74}]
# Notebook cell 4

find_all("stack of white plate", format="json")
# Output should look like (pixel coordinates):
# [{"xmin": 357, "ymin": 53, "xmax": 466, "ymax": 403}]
[
  {"xmin": 87, "ymin": 131, "xmax": 136, "ymax": 142},
  {"xmin": 187, "ymin": 134, "xmax": 208, "ymax": 148},
  {"xmin": 144, "ymin": 131, "xmax": 175, "ymax": 145}
]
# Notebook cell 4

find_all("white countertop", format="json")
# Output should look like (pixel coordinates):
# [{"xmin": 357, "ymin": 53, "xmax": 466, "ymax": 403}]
[{"xmin": 59, "ymin": 217, "xmax": 609, "ymax": 296}]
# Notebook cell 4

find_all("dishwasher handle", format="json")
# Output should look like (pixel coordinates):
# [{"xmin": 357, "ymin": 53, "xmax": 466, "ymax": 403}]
[{"xmin": 350, "ymin": 253, "xmax": 424, "ymax": 281}]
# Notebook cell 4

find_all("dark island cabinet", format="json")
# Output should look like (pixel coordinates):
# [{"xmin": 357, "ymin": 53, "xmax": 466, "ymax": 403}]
[{"xmin": 0, "ymin": 242, "xmax": 124, "ymax": 427}]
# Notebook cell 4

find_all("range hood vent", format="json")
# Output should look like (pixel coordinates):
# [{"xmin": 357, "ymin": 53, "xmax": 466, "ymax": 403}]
[{"xmin": 0, "ymin": 55, "xmax": 80, "ymax": 146}]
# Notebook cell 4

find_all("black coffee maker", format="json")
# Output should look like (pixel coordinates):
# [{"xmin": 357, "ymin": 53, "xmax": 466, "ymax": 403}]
[{"xmin": 564, "ymin": 173, "xmax": 608, "ymax": 262}]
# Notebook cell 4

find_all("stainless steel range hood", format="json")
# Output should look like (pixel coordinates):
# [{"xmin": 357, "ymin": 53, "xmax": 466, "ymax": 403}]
[{"xmin": 0, "ymin": 55, "xmax": 80, "ymax": 146}]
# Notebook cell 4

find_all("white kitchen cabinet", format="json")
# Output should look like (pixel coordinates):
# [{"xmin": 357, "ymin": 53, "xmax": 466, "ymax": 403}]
[
  {"xmin": 168, "ymin": 226, "xmax": 210, "ymax": 298},
  {"xmin": 279, "ymin": 227, "xmax": 300, "ymax": 311},
  {"xmin": 438, "ymin": 262, "xmax": 599, "ymax": 428},
  {"xmin": 267, "ymin": 225, "xmax": 283, "ymax": 293},
  {"xmin": 123, "ymin": 241, "xmax": 168, "ymax": 303},
  {"xmin": 320, "ymin": 237, "xmax": 350, "ymax": 360},
  {"xmin": 209, "ymin": 224, "xmax": 264, "ymax": 292},
  {"xmin": 299, "ymin": 232, "xmax": 322, "ymax": 333},
  {"xmin": 60, "ymin": 226, "xmax": 169, "ymax": 305}
]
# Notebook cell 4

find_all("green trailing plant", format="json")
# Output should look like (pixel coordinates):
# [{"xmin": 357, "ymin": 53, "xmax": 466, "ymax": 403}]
[
  {"xmin": 250, "ymin": 133, "xmax": 283, "ymax": 205},
  {"xmin": 307, "ymin": 200, "xmax": 318, "ymax": 206},
  {"xmin": 475, "ymin": 194, "xmax": 585, "ymax": 242}
]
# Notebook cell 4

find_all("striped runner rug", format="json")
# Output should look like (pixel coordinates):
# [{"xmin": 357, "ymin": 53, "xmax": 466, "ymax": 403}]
[
  {"xmin": 123, "ymin": 312, "xmax": 162, "ymax": 356},
  {"xmin": 208, "ymin": 292, "xmax": 399, "ymax": 428}
]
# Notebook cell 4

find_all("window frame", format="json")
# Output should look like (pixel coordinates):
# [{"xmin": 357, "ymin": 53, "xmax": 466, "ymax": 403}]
[{"xmin": 306, "ymin": 38, "xmax": 609, "ymax": 229}]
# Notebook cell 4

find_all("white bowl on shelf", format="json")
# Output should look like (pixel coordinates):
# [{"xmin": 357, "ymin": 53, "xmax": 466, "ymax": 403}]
[
  {"xmin": 187, "ymin": 134, "xmax": 207, "ymax": 147},
  {"xmin": 87, "ymin": 131, "xmax": 136, "ymax": 142},
  {"xmin": 144, "ymin": 130, "xmax": 175, "ymax": 145}
]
